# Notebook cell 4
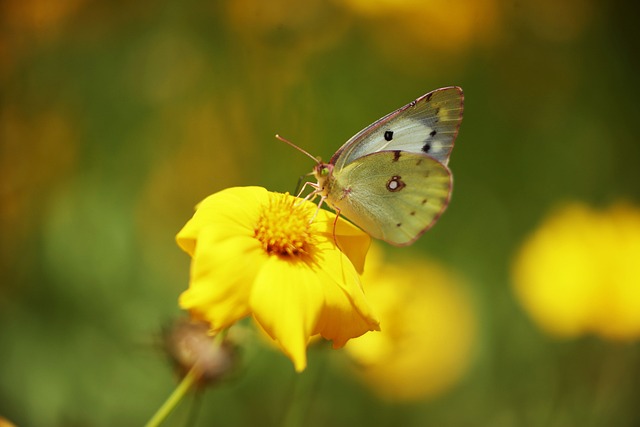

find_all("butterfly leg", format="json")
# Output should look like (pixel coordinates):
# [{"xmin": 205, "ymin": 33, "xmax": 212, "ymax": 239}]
[
  {"xmin": 293, "ymin": 181, "xmax": 323, "ymax": 215},
  {"xmin": 305, "ymin": 195, "xmax": 343, "ymax": 250},
  {"xmin": 309, "ymin": 195, "xmax": 326, "ymax": 223},
  {"xmin": 294, "ymin": 172, "xmax": 316, "ymax": 198},
  {"xmin": 331, "ymin": 205, "xmax": 343, "ymax": 249},
  {"xmin": 303, "ymin": 190, "xmax": 344, "ymax": 252},
  {"xmin": 296, "ymin": 180, "xmax": 320, "ymax": 201}
]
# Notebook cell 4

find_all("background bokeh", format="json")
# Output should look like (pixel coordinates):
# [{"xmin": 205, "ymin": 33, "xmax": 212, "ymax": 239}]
[{"xmin": 2, "ymin": 0, "xmax": 639, "ymax": 425}]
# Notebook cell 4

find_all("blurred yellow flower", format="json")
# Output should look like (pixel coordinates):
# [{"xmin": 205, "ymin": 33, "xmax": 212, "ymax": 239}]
[
  {"xmin": 0, "ymin": 416, "xmax": 17, "ymax": 427},
  {"xmin": 344, "ymin": 247, "xmax": 476, "ymax": 402},
  {"xmin": 513, "ymin": 202, "xmax": 640, "ymax": 340},
  {"xmin": 177, "ymin": 186, "xmax": 379, "ymax": 371},
  {"xmin": 2, "ymin": 0, "xmax": 85, "ymax": 37},
  {"xmin": 341, "ymin": 0, "xmax": 501, "ymax": 57}
]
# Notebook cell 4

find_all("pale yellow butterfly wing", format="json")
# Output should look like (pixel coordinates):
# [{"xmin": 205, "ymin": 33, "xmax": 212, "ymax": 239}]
[
  {"xmin": 332, "ymin": 87, "xmax": 464, "ymax": 170},
  {"xmin": 325, "ymin": 150, "xmax": 452, "ymax": 246}
]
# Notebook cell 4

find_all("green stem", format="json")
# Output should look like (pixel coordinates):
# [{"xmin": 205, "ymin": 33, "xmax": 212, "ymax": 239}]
[
  {"xmin": 145, "ymin": 328, "xmax": 228, "ymax": 427},
  {"xmin": 145, "ymin": 365, "xmax": 199, "ymax": 427}
]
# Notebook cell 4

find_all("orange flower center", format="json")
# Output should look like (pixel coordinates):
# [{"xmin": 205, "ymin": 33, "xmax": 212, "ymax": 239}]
[{"xmin": 254, "ymin": 193, "xmax": 313, "ymax": 256}]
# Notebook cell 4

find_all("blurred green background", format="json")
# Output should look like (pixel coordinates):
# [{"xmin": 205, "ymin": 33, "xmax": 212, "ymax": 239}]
[{"xmin": 2, "ymin": 0, "xmax": 640, "ymax": 425}]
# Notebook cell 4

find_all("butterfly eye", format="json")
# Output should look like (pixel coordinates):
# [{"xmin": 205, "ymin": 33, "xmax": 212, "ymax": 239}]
[{"xmin": 321, "ymin": 166, "xmax": 330, "ymax": 177}]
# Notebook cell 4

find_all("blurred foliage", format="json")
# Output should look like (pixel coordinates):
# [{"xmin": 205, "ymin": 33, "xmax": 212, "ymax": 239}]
[{"xmin": 1, "ymin": 0, "xmax": 639, "ymax": 425}]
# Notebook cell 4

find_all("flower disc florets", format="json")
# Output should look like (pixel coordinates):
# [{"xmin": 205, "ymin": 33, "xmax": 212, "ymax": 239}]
[{"xmin": 254, "ymin": 193, "xmax": 313, "ymax": 256}]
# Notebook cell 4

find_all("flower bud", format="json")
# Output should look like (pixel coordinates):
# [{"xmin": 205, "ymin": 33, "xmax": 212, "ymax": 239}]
[{"xmin": 163, "ymin": 319, "xmax": 237, "ymax": 385}]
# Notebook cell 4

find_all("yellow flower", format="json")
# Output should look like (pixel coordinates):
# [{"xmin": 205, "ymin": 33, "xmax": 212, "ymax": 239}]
[
  {"xmin": 513, "ymin": 202, "xmax": 640, "ymax": 340},
  {"xmin": 176, "ymin": 186, "xmax": 379, "ymax": 371},
  {"xmin": 343, "ymin": 247, "xmax": 476, "ymax": 402},
  {"xmin": 341, "ymin": 0, "xmax": 502, "ymax": 55}
]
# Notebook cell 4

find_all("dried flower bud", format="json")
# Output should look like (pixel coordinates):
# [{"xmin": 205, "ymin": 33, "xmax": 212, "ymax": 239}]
[{"xmin": 163, "ymin": 319, "xmax": 236, "ymax": 385}]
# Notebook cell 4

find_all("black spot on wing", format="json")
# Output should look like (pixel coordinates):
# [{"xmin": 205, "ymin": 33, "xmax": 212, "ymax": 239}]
[
  {"xmin": 422, "ymin": 142, "xmax": 431, "ymax": 153},
  {"xmin": 392, "ymin": 150, "xmax": 401, "ymax": 161},
  {"xmin": 430, "ymin": 129, "xmax": 437, "ymax": 137},
  {"xmin": 384, "ymin": 130, "xmax": 394, "ymax": 141}
]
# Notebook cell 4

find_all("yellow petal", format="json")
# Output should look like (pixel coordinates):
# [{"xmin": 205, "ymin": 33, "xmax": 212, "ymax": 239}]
[
  {"xmin": 177, "ymin": 187, "xmax": 269, "ymax": 256},
  {"xmin": 312, "ymin": 239, "xmax": 380, "ymax": 347},
  {"xmin": 250, "ymin": 256, "xmax": 325, "ymax": 371},
  {"xmin": 313, "ymin": 208, "xmax": 371, "ymax": 274},
  {"xmin": 179, "ymin": 227, "xmax": 266, "ymax": 330}
]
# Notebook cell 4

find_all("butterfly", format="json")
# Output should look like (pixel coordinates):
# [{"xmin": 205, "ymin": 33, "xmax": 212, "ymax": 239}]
[{"xmin": 280, "ymin": 86, "xmax": 464, "ymax": 246}]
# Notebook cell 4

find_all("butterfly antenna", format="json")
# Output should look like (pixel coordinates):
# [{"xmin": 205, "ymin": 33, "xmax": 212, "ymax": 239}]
[{"xmin": 275, "ymin": 134, "xmax": 320, "ymax": 164}]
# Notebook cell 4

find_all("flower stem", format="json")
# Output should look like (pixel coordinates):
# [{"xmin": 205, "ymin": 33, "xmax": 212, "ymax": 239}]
[
  {"xmin": 145, "ymin": 329, "xmax": 228, "ymax": 427},
  {"xmin": 145, "ymin": 365, "xmax": 199, "ymax": 427}
]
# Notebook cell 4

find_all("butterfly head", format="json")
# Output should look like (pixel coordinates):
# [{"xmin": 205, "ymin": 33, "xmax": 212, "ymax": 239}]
[{"xmin": 313, "ymin": 163, "xmax": 333, "ymax": 191}]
